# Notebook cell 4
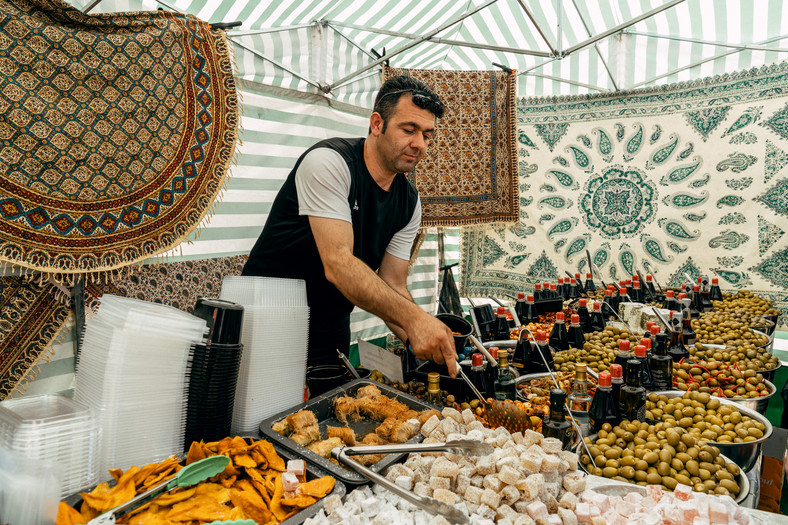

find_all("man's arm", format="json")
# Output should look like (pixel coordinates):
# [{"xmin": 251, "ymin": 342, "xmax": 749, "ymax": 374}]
[
  {"xmin": 377, "ymin": 251, "xmax": 414, "ymax": 344},
  {"xmin": 309, "ymin": 215, "xmax": 458, "ymax": 375}
]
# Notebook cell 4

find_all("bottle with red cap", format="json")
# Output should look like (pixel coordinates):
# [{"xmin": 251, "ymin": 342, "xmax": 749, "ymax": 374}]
[
  {"xmin": 667, "ymin": 311, "xmax": 689, "ymax": 362},
  {"xmin": 543, "ymin": 281, "xmax": 551, "ymax": 298},
  {"xmin": 620, "ymin": 358, "xmax": 647, "ymax": 422},
  {"xmin": 699, "ymin": 275, "xmax": 713, "ymax": 312},
  {"xmin": 484, "ymin": 347, "xmax": 499, "ymax": 393},
  {"xmin": 709, "ymin": 277, "xmax": 723, "ymax": 302},
  {"xmin": 650, "ymin": 332, "xmax": 673, "ymax": 390},
  {"xmin": 689, "ymin": 285, "xmax": 701, "ymax": 319},
  {"xmin": 469, "ymin": 353, "xmax": 490, "ymax": 399},
  {"xmin": 644, "ymin": 321, "xmax": 655, "ymax": 340},
  {"xmin": 567, "ymin": 314, "xmax": 585, "ymax": 349},
  {"xmin": 610, "ymin": 363, "xmax": 624, "ymax": 407},
  {"xmin": 590, "ymin": 301, "xmax": 605, "ymax": 332},
  {"xmin": 549, "ymin": 312, "xmax": 569, "ymax": 351},
  {"xmin": 522, "ymin": 294, "xmax": 539, "ymax": 323},
  {"xmin": 534, "ymin": 283, "xmax": 543, "ymax": 301},
  {"xmin": 494, "ymin": 306, "xmax": 510, "ymax": 340},
  {"xmin": 549, "ymin": 282, "xmax": 558, "ymax": 299},
  {"xmin": 680, "ymin": 298, "xmax": 697, "ymax": 346},
  {"xmin": 663, "ymin": 290, "xmax": 679, "ymax": 311},
  {"xmin": 645, "ymin": 274, "xmax": 656, "ymax": 295},
  {"xmin": 589, "ymin": 371, "xmax": 621, "ymax": 432},
  {"xmin": 613, "ymin": 339, "xmax": 632, "ymax": 382},
  {"xmin": 576, "ymin": 298, "xmax": 591, "ymax": 332},
  {"xmin": 602, "ymin": 289, "xmax": 616, "ymax": 319},
  {"xmin": 515, "ymin": 292, "xmax": 526, "ymax": 321},
  {"xmin": 569, "ymin": 277, "xmax": 582, "ymax": 300},
  {"xmin": 632, "ymin": 279, "xmax": 643, "ymax": 303},
  {"xmin": 609, "ymin": 284, "xmax": 620, "ymax": 311},
  {"xmin": 557, "ymin": 277, "xmax": 565, "ymax": 300},
  {"xmin": 634, "ymin": 344, "xmax": 653, "ymax": 390},
  {"xmin": 623, "ymin": 279, "xmax": 632, "ymax": 299},
  {"xmin": 584, "ymin": 272, "xmax": 596, "ymax": 292},
  {"xmin": 526, "ymin": 330, "xmax": 554, "ymax": 374},
  {"xmin": 649, "ymin": 324, "xmax": 661, "ymax": 351},
  {"xmin": 640, "ymin": 337, "xmax": 652, "ymax": 358},
  {"xmin": 618, "ymin": 287, "xmax": 632, "ymax": 304}
]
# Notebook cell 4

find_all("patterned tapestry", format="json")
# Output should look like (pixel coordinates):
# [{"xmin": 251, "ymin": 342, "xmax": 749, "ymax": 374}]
[
  {"xmin": 383, "ymin": 66, "xmax": 519, "ymax": 227},
  {"xmin": 0, "ymin": 276, "xmax": 70, "ymax": 400},
  {"xmin": 0, "ymin": 0, "xmax": 238, "ymax": 275},
  {"xmin": 461, "ymin": 62, "xmax": 788, "ymax": 328},
  {"xmin": 83, "ymin": 255, "xmax": 248, "ymax": 313}
]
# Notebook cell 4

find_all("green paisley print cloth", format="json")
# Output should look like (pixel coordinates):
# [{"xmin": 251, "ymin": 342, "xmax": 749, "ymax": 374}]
[{"xmin": 461, "ymin": 62, "xmax": 788, "ymax": 327}]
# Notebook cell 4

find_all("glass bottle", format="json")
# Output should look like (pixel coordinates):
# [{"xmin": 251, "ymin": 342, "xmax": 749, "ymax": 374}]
[
  {"xmin": 632, "ymin": 279, "xmax": 643, "ymax": 303},
  {"xmin": 709, "ymin": 278, "xmax": 723, "ymax": 303},
  {"xmin": 584, "ymin": 272, "xmax": 596, "ymax": 293},
  {"xmin": 620, "ymin": 359, "xmax": 647, "ymax": 422},
  {"xmin": 639, "ymin": 337, "xmax": 652, "ymax": 358},
  {"xmin": 646, "ymin": 274, "xmax": 657, "ymax": 295},
  {"xmin": 603, "ymin": 289, "xmax": 616, "ymax": 319},
  {"xmin": 634, "ymin": 344, "xmax": 653, "ymax": 391},
  {"xmin": 575, "ymin": 272, "xmax": 583, "ymax": 288},
  {"xmin": 569, "ymin": 278, "xmax": 582, "ymax": 299},
  {"xmin": 493, "ymin": 350, "xmax": 516, "ymax": 401},
  {"xmin": 534, "ymin": 283, "xmax": 543, "ymax": 301},
  {"xmin": 663, "ymin": 290, "xmax": 678, "ymax": 311},
  {"xmin": 613, "ymin": 339, "xmax": 632, "ymax": 382},
  {"xmin": 650, "ymin": 332, "xmax": 673, "ymax": 391},
  {"xmin": 644, "ymin": 321, "xmax": 655, "ymax": 341},
  {"xmin": 567, "ymin": 314, "xmax": 585, "ymax": 349},
  {"xmin": 568, "ymin": 363, "xmax": 592, "ymax": 438},
  {"xmin": 589, "ymin": 301, "xmax": 605, "ymax": 332},
  {"xmin": 649, "ymin": 324, "xmax": 661, "ymax": 351},
  {"xmin": 557, "ymin": 277, "xmax": 565, "ymax": 300},
  {"xmin": 468, "ymin": 353, "xmax": 490, "ymax": 399},
  {"xmin": 494, "ymin": 306, "xmax": 510, "ymax": 340},
  {"xmin": 689, "ymin": 285, "xmax": 701, "ymax": 319},
  {"xmin": 542, "ymin": 388, "xmax": 572, "ymax": 450},
  {"xmin": 680, "ymin": 298, "xmax": 697, "ymax": 347},
  {"xmin": 543, "ymin": 282, "xmax": 551, "ymax": 298},
  {"xmin": 699, "ymin": 276, "xmax": 713, "ymax": 312},
  {"xmin": 610, "ymin": 363, "xmax": 624, "ymax": 408},
  {"xmin": 426, "ymin": 372, "xmax": 443, "ymax": 408},
  {"xmin": 522, "ymin": 294, "xmax": 539, "ymax": 323},
  {"xmin": 505, "ymin": 308, "xmax": 516, "ymax": 330},
  {"xmin": 515, "ymin": 292, "xmax": 526, "ymax": 321},
  {"xmin": 484, "ymin": 347, "xmax": 499, "ymax": 394},
  {"xmin": 618, "ymin": 287, "xmax": 632, "ymax": 304},
  {"xmin": 576, "ymin": 298, "xmax": 591, "ymax": 333},
  {"xmin": 549, "ymin": 312, "xmax": 569, "ymax": 351},
  {"xmin": 526, "ymin": 330, "xmax": 554, "ymax": 374},
  {"xmin": 549, "ymin": 282, "xmax": 558, "ymax": 299},
  {"xmin": 624, "ymin": 279, "xmax": 633, "ymax": 299},
  {"xmin": 589, "ymin": 371, "xmax": 621, "ymax": 433},
  {"xmin": 667, "ymin": 311, "xmax": 689, "ymax": 362}
]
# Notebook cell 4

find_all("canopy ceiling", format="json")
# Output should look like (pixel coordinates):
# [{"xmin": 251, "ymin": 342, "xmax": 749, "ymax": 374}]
[{"xmin": 73, "ymin": 0, "xmax": 788, "ymax": 107}]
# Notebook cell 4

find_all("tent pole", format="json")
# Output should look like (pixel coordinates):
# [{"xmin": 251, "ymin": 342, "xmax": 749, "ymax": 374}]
[
  {"xmin": 323, "ymin": 22, "xmax": 379, "ymax": 60},
  {"xmin": 527, "ymin": 73, "xmax": 608, "ymax": 92},
  {"xmin": 570, "ymin": 0, "xmax": 618, "ymax": 91},
  {"xmin": 563, "ymin": 0, "xmax": 687, "ymax": 56},
  {"xmin": 515, "ymin": 0, "xmax": 558, "ymax": 56},
  {"xmin": 326, "ymin": 0, "xmax": 505, "ymax": 92},
  {"xmin": 630, "ymin": 33, "xmax": 788, "ymax": 89},
  {"xmin": 555, "ymin": 0, "xmax": 562, "ymax": 55},
  {"xmin": 82, "ymin": 0, "xmax": 102, "ymax": 13},
  {"xmin": 625, "ymin": 31, "xmax": 788, "ymax": 54},
  {"xmin": 227, "ymin": 24, "xmax": 315, "ymax": 37},
  {"xmin": 232, "ymin": 39, "xmax": 326, "ymax": 92}
]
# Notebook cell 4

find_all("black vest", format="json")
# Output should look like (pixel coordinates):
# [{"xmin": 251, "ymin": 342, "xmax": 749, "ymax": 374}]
[{"xmin": 243, "ymin": 137, "xmax": 419, "ymax": 349}]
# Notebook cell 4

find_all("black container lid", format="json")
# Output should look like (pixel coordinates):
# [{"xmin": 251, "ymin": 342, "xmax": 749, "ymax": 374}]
[{"xmin": 192, "ymin": 297, "xmax": 244, "ymax": 345}]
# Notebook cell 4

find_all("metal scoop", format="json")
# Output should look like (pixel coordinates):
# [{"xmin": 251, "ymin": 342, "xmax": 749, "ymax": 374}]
[
  {"xmin": 87, "ymin": 455, "xmax": 230, "ymax": 525},
  {"xmin": 334, "ymin": 440, "xmax": 493, "ymax": 524}
]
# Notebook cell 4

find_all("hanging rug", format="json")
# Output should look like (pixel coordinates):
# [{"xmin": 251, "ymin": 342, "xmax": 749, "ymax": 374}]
[
  {"xmin": 0, "ymin": 0, "xmax": 238, "ymax": 275},
  {"xmin": 0, "ymin": 276, "xmax": 69, "ymax": 400},
  {"xmin": 383, "ymin": 66, "xmax": 519, "ymax": 227}
]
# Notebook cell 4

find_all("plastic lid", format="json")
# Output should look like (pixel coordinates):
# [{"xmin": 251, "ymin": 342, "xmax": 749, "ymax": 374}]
[
  {"xmin": 575, "ymin": 273, "xmax": 581, "ymax": 278},
  {"xmin": 610, "ymin": 364, "xmax": 623, "ymax": 378},
  {"xmin": 598, "ymin": 371, "xmax": 612, "ymax": 387},
  {"xmin": 626, "ymin": 279, "xmax": 632, "ymax": 285},
  {"xmin": 650, "ymin": 325, "xmax": 661, "ymax": 335},
  {"xmin": 635, "ymin": 345, "xmax": 647, "ymax": 358},
  {"xmin": 556, "ymin": 312, "xmax": 565, "ymax": 321},
  {"xmin": 632, "ymin": 275, "xmax": 639, "ymax": 280},
  {"xmin": 472, "ymin": 353, "xmax": 483, "ymax": 366},
  {"xmin": 518, "ymin": 292, "xmax": 525, "ymax": 299},
  {"xmin": 694, "ymin": 285, "xmax": 700, "ymax": 291},
  {"xmin": 605, "ymin": 289, "xmax": 612, "ymax": 296},
  {"xmin": 593, "ymin": 301, "xmax": 602, "ymax": 310},
  {"xmin": 646, "ymin": 321, "xmax": 655, "ymax": 329},
  {"xmin": 570, "ymin": 278, "xmax": 577, "ymax": 284},
  {"xmin": 497, "ymin": 306, "xmax": 506, "ymax": 315},
  {"xmin": 550, "ymin": 283, "xmax": 557, "ymax": 290},
  {"xmin": 619, "ymin": 339, "xmax": 630, "ymax": 351},
  {"xmin": 666, "ymin": 290, "xmax": 674, "ymax": 297},
  {"xmin": 633, "ymin": 281, "xmax": 641, "ymax": 288},
  {"xmin": 536, "ymin": 330, "xmax": 547, "ymax": 341},
  {"xmin": 679, "ymin": 292, "xmax": 687, "ymax": 300},
  {"xmin": 527, "ymin": 295, "xmax": 534, "ymax": 302},
  {"xmin": 619, "ymin": 280, "xmax": 626, "ymax": 285},
  {"xmin": 571, "ymin": 314, "xmax": 580, "ymax": 324},
  {"xmin": 579, "ymin": 299, "xmax": 587, "ymax": 306},
  {"xmin": 640, "ymin": 337, "xmax": 652, "ymax": 349},
  {"xmin": 712, "ymin": 278, "xmax": 719, "ymax": 284},
  {"xmin": 587, "ymin": 273, "xmax": 592, "ymax": 278},
  {"xmin": 558, "ymin": 277, "xmax": 564, "ymax": 284},
  {"xmin": 619, "ymin": 287, "xmax": 627, "ymax": 294},
  {"xmin": 535, "ymin": 283, "xmax": 542, "ymax": 290},
  {"xmin": 192, "ymin": 297, "xmax": 244, "ymax": 345},
  {"xmin": 489, "ymin": 347, "xmax": 499, "ymax": 358},
  {"xmin": 698, "ymin": 277, "xmax": 703, "ymax": 283},
  {"xmin": 646, "ymin": 274, "xmax": 653, "ymax": 281}
]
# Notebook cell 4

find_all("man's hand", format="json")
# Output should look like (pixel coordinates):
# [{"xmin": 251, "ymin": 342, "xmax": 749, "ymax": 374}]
[{"xmin": 406, "ymin": 312, "xmax": 458, "ymax": 377}]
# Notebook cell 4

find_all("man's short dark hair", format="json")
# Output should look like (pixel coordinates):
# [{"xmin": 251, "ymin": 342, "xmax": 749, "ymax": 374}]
[{"xmin": 372, "ymin": 76, "xmax": 445, "ymax": 133}]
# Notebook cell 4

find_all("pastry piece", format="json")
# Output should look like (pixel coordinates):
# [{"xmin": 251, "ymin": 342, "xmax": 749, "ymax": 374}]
[
  {"xmin": 307, "ymin": 437, "xmax": 344, "ymax": 458},
  {"xmin": 333, "ymin": 395, "xmax": 361, "ymax": 424},
  {"xmin": 327, "ymin": 426, "xmax": 357, "ymax": 446}
]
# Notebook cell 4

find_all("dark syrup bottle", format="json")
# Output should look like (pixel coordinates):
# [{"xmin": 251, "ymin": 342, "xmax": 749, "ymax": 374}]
[
  {"xmin": 584, "ymin": 272, "xmax": 596, "ymax": 293},
  {"xmin": 618, "ymin": 287, "xmax": 632, "ymax": 304},
  {"xmin": 589, "ymin": 371, "xmax": 621, "ymax": 432},
  {"xmin": 589, "ymin": 301, "xmax": 605, "ymax": 332},
  {"xmin": 484, "ymin": 347, "xmax": 499, "ymax": 394},
  {"xmin": 663, "ymin": 290, "xmax": 678, "ymax": 311},
  {"xmin": 709, "ymin": 278, "xmax": 723, "ymax": 303},
  {"xmin": 619, "ymin": 359, "xmax": 646, "ymax": 422},
  {"xmin": 689, "ymin": 285, "xmax": 701, "ymax": 319},
  {"xmin": 576, "ymin": 298, "xmax": 591, "ymax": 333},
  {"xmin": 549, "ymin": 283, "xmax": 558, "ymax": 299},
  {"xmin": 494, "ymin": 306, "xmax": 510, "ymax": 340},
  {"xmin": 650, "ymin": 332, "xmax": 673, "ymax": 391},
  {"xmin": 549, "ymin": 312, "xmax": 569, "ymax": 351},
  {"xmin": 680, "ymin": 298, "xmax": 697, "ymax": 347},
  {"xmin": 569, "ymin": 278, "xmax": 582, "ymax": 299},
  {"xmin": 526, "ymin": 330, "xmax": 554, "ymax": 374},
  {"xmin": 610, "ymin": 363, "xmax": 624, "ymax": 408},
  {"xmin": 468, "ymin": 353, "xmax": 490, "ymax": 399},
  {"xmin": 522, "ymin": 294, "xmax": 539, "ymax": 323},
  {"xmin": 639, "ymin": 337, "xmax": 652, "ymax": 358},
  {"xmin": 633, "ymin": 344, "xmax": 653, "ymax": 391},
  {"xmin": 612, "ymin": 339, "xmax": 632, "ymax": 382},
  {"xmin": 667, "ymin": 311, "xmax": 689, "ymax": 362},
  {"xmin": 646, "ymin": 274, "xmax": 656, "ymax": 295},
  {"xmin": 632, "ymin": 279, "xmax": 644, "ymax": 303},
  {"xmin": 542, "ymin": 388, "xmax": 572, "ymax": 450},
  {"xmin": 515, "ymin": 292, "xmax": 526, "ymax": 321},
  {"xmin": 602, "ymin": 289, "xmax": 616, "ymax": 320},
  {"xmin": 567, "ymin": 314, "xmax": 585, "ymax": 350},
  {"xmin": 699, "ymin": 276, "xmax": 713, "ymax": 312},
  {"xmin": 534, "ymin": 283, "xmax": 543, "ymax": 301}
]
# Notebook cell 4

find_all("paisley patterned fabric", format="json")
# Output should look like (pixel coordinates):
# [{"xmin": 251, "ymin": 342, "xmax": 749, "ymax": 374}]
[
  {"xmin": 382, "ymin": 66, "xmax": 519, "ymax": 226},
  {"xmin": 0, "ymin": 0, "xmax": 238, "ymax": 275},
  {"xmin": 0, "ymin": 276, "xmax": 69, "ymax": 400},
  {"xmin": 461, "ymin": 62, "xmax": 788, "ymax": 327}
]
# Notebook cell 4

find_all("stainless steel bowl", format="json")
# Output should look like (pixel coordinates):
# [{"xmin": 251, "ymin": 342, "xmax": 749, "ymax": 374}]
[
  {"xmin": 722, "ymin": 378, "xmax": 777, "ymax": 415},
  {"xmin": 648, "ymin": 390, "xmax": 772, "ymax": 472},
  {"xmin": 578, "ymin": 439, "xmax": 750, "ymax": 504}
]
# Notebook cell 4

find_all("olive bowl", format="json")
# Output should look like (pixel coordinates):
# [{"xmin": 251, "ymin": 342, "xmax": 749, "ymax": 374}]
[{"xmin": 648, "ymin": 390, "xmax": 772, "ymax": 473}]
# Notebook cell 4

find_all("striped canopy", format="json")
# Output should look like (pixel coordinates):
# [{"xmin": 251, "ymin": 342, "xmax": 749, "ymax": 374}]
[{"xmin": 75, "ymin": 0, "xmax": 788, "ymax": 106}]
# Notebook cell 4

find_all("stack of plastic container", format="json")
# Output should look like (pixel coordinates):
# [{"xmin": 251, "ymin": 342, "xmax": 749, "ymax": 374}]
[
  {"xmin": 0, "ymin": 445, "xmax": 62, "ymax": 525},
  {"xmin": 74, "ymin": 294, "xmax": 206, "ymax": 479},
  {"xmin": 220, "ymin": 276, "xmax": 309, "ymax": 434},
  {"xmin": 0, "ymin": 394, "xmax": 95, "ymax": 498}
]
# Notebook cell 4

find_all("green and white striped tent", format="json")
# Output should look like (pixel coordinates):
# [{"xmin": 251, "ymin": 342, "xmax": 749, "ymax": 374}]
[{"xmin": 21, "ymin": 0, "xmax": 788, "ymax": 396}]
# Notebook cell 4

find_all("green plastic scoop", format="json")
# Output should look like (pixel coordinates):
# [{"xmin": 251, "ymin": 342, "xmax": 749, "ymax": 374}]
[{"xmin": 87, "ymin": 455, "xmax": 231, "ymax": 525}]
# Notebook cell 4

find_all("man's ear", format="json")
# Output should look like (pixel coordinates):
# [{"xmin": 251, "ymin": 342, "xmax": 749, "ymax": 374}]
[{"xmin": 369, "ymin": 112, "xmax": 384, "ymax": 136}]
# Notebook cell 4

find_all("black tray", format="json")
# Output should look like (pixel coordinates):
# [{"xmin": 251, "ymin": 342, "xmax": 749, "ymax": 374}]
[
  {"xmin": 63, "ymin": 438, "xmax": 345, "ymax": 525},
  {"xmin": 258, "ymin": 378, "xmax": 435, "ymax": 486},
  {"xmin": 534, "ymin": 297, "xmax": 564, "ymax": 314},
  {"xmin": 413, "ymin": 360, "xmax": 469, "ymax": 402}
]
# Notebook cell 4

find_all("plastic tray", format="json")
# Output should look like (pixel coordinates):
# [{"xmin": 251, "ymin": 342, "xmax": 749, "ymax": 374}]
[{"xmin": 258, "ymin": 378, "xmax": 435, "ymax": 486}]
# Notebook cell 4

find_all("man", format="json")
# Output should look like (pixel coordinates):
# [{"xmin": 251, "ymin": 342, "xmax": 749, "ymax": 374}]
[{"xmin": 243, "ymin": 76, "xmax": 458, "ymax": 376}]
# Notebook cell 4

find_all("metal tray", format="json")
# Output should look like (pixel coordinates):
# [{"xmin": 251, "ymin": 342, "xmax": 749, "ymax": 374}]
[{"xmin": 258, "ymin": 378, "xmax": 435, "ymax": 486}]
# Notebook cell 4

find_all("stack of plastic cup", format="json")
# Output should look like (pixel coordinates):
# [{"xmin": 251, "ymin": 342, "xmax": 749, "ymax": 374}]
[
  {"xmin": 220, "ymin": 276, "xmax": 309, "ymax": 434},
  {"xmin": 0, "ymin": 444, "xmax": 62, "ymax": 524}
]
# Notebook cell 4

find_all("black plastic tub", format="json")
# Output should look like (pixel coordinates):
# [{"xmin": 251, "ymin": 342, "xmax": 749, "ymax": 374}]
[{"xmin": 258, "ymin": 378, "xmax": 435, "ymax": 486}]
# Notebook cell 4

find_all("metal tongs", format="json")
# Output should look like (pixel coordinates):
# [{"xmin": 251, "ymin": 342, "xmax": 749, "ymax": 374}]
[
  {"xmin": 87, "ymin": 455, "xmax": 230, "ymax": 525},
  {"xmin": 333, "ymin": 440, "xmax": 493, "ymax": 524}
]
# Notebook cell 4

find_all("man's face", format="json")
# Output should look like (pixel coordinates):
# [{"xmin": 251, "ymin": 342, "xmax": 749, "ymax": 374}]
[{"xmin": 372, "ymin": 94, "xmax": 436, "ymax": 174}]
